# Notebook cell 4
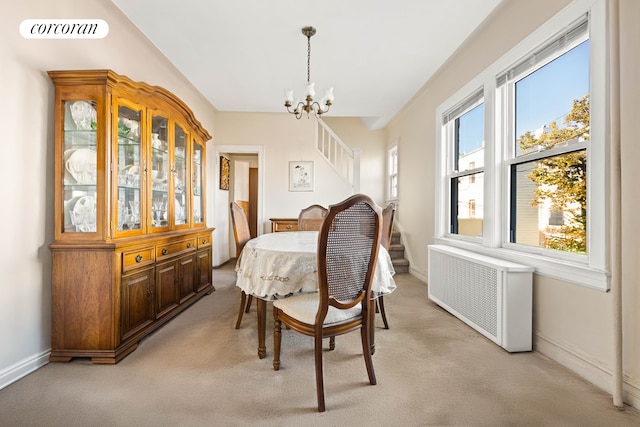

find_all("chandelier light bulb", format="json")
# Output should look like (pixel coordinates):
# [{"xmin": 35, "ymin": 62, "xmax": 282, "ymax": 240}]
[
  {"xmin": 305, "ymin": 82, "xmax": 316, "ymax": 98},
  {"xmin": 284, "ymin": 89, "xmax": 294, "ymax": 103},
  {"xmin": 324, "ymin": 87, "xmax": 334, "ymax": 103}
]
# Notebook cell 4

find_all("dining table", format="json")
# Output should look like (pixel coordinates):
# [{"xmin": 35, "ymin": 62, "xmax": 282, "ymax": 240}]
[{"xmin": 235, "ymin": 230, "xmax": 397, "ymax": 359}]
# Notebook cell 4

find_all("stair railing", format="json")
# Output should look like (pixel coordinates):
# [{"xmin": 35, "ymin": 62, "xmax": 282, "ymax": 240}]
[{"xmin": 314, "ymin": 117, "xmax": 360, "ymax": 193}]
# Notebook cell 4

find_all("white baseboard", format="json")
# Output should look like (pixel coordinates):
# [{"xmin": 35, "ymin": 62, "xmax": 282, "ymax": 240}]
[
  {"xmin": 535, "ymin": 332, "xmax": 640, "ymax": 411},
  {"xmin": 409, "ymin": 266, "xmax": 427, "ymax": 283},
  {"xmin": 0, "ymin": 350, "xmax": 50, "ymax": 390}
]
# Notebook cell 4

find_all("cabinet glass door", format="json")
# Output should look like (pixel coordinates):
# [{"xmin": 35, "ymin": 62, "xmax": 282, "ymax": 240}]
[
  {"xmin": 63, "ymin": 100, "xmax": 98, "ymax": 233},
  {"xmin": 116, "ymin": 104, "xmax": 142, "ymax": 233},
  {"xmin": 174, "ymin": 124, "xmax": 189, "ymax": 227},
  {"xmin": 151, "ymin": 115, "xmax": 169, "ymax": 230},
  {"xmin": 192, "ymin": 138, "xmax": 204, "ymax": 225}
]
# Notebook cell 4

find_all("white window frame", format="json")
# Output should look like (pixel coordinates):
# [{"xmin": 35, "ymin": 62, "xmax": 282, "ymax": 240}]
[
  {"xmin": 442, "ymin": 90, "xmax": 485, "ymax": 239},
  {"xmin": 386, "ymin": 141, "xmax": 399, "ymax": 204},
  {"xmin": 435, "ymin": 0, "xmax": 609, "ymax": 291}
]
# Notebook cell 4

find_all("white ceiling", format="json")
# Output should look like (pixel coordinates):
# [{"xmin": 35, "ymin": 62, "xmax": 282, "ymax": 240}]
[{"xmin": 111, "ymin": 0, "xmax": 503, "ymax": 130}]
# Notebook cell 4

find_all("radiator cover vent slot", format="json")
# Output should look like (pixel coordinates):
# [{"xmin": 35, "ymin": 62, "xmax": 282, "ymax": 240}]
[{"xmin": 428, "ymin": 245, "xmax": 534, "ymax": 352}]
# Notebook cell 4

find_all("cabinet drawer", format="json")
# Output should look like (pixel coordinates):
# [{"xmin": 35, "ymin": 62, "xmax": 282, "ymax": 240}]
[
  {"xmin": 122, "ymin": 247, "xmax": 155, "ymax": 272},
  {"xmin": 272, "ymin": 220, "xmax": 298, "ymax": 232},
  {"xmin": 197, "ymin": 234, "xmax": 211, "ymax": 248},
  {"xmin": 156, "ymin": 239, "xmax": 196, "ymax": 259}
]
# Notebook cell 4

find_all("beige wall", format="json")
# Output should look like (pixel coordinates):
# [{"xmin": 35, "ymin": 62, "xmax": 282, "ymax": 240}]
[
  {"xmin": 212, "ymin": 113, "xmax": 387, "ymax": 264},
  {"xmin": 619, "ymin": 0, "xmax": 640, "ymax": 409},
  {"xmin": 386, "ymin": 0, "xmax": 640, "ymax": 408},
  {"xmin": 0, "ymin": 0, "xmax": 217, "ymax": 387}
]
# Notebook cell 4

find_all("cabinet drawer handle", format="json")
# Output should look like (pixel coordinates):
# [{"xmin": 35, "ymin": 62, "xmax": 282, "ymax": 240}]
[
  {"xmin": 187, "ymin": 242, "xmax": 192, "ymax": 248},
  {"xmin": 286, "ymin": 225, "xmax": 292, "ymax": 229},
  {"xmin": 202, "ymin": 238, "xmax": 206, "ymax": 244},
  {"xmin": 135, "ymin": 254, "xmax": 143, "ymax": 263},
  {"xmin": 162, "ymin": 248, "xmax": 168, "ymax": 255}
]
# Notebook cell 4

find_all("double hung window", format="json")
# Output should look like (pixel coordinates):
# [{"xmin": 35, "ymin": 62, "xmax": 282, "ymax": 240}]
[
  {"xmin": 442, "ymin": 91, "xmax": 485, "ymax": 238},
  {"xmin": 387, "ymin": 143, "xmax": 398, "ymax": 203},
  {"xmin": 436, "ymin": 0, "xmax": 608, "ymax": 290}
]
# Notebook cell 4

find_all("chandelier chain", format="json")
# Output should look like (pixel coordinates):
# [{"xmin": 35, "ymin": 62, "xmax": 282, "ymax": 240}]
[{"xmin": 306, "ymin": 34, "xmax": 311, "ymax": 84}]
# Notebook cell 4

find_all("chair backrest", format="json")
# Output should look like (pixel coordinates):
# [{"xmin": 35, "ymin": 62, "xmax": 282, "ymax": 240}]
[
  {"xmin": 380, "ymin": 203, "xmax": 396, "ymax": 251},
  {"xmin": 298, "ymin": 204, "xmax": 328, "ymax": 231},
  {"xmin": 230, "ymin": 202, "xmax": 251, "ymax": 257},
  {"xmin": 316, "ymin": 194, "xmax": 382, "ymax": 322}
]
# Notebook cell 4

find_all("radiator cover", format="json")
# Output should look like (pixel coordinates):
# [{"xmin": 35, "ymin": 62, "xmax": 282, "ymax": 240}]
[{"xmin": 428, "ymin": 245, "xmax": 534, "ymax": 352}]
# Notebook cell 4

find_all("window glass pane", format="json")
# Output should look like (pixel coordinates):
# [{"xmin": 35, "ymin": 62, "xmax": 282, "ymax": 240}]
[
  {"xmin": 451, "ymin": 172, "xmax": 484, "ymax": 238},
  {"xmin": 387, "ymin": 145, "xmax": 398, "ymax": 200},
  {"xmin": 511, "ymin": 150, "xmax": 586, "ymax": 254},
  {"xmin": 515, "ymin": 40, "xmax": 589, "ymax": 156},
  {"xmin": 455, "ymin": 103, "xmax": 484, "ymax": 170}
]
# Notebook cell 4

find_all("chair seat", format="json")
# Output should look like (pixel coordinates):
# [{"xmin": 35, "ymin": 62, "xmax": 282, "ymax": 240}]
[{"xmin": 273, "ymin": 293, "xmax": 362, "ymax": 325}]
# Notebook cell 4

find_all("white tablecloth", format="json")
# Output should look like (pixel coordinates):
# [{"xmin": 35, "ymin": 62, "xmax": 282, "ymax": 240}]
[{"xmin": 235, "ymin": 231, "xmax": 396, "ymax": 301}]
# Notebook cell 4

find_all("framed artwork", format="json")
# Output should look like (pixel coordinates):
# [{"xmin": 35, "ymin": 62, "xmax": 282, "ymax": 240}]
[
  {"xmin": 220, "ymin": 156, "xmax": 230, "ymax": 190},
  {"xmin": 289, "ymin": 161, "xmax": 314, "ymax": 192}
]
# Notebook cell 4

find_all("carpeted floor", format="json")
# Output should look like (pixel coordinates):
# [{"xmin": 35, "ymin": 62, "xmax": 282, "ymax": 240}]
[{"xmin": 0, "ymin": 259, "xmax": 639, "ymax": 426}]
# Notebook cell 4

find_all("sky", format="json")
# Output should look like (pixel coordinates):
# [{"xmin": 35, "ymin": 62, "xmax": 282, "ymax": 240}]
[{"xmin": 457, "ymin": 40, "xmax": 590, "ymax": 158}]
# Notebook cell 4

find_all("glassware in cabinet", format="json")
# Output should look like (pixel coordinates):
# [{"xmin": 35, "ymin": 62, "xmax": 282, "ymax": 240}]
[
  {"xmin": 173, "ymin": 123, "xmax": 189, "ymax": 227},
  {"xmin": 63, "ymin": 100, "xmax": 98, "ymax": 233},
  {"xmin": 192, "ymin": 138, "xmax": 204, "ymax": 225},
  {"xmin": 151, "ymin": 115, "xmax": 169, "ymax": 230},
  {"xmin": 115, "ymin": 104, "xmax": 142, "ymax": 232}
]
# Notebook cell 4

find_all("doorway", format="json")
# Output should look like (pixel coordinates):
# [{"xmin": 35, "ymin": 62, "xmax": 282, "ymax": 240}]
[{"xmin": 212, "ymin": 145, "xmax": 264, "ymax": 266}]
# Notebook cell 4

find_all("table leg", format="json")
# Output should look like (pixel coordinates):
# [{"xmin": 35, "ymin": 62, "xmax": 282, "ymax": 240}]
[
  {"xmin": 257, "ymin": 298, "xmax": 266, "ymax": 359},
  {"xmin": 369, "ymin": 298, "xmax": 376, "ymax": 355}
]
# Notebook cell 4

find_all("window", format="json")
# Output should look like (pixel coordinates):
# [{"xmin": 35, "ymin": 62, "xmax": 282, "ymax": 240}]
[
  {"xmin": 508, "ymin": 37, "xmax": 589, "ymax": 254},
  {"xmin": 387, "ymin": 143, "xmax": 398, "ymax": 202},
  {"xmin": 435, "ymin": 0, "xmax": 609, "ymax": 290},
  {"xmin": 443, "ymin": 91, "xmax": 484, "ymax": 238}
]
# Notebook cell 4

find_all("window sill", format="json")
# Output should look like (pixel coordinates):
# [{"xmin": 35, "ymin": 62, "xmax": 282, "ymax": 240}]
[{"xmin": 433, "ymin": 237, "xmax": 610, "ymax": 292}]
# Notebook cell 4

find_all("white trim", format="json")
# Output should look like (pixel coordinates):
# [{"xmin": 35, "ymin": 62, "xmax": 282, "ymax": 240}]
[
  {"xmin": 213, "ymin": 144, "xmax": 264, "ymax": 235},
  {"xmin": 0, "ymin": 350, "xmax": 49, "ymax": 390},
  {"xmin": 435, "ymin": 0, "xmax": 610, "ymax": 291}
]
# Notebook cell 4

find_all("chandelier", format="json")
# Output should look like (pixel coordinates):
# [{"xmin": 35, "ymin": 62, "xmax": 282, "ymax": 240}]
[{"xmin": 284, "ymin": 26, "xmax": 334, "ymax": 119}]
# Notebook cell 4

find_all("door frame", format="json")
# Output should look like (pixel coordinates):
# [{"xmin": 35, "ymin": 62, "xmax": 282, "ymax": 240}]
[{"xmin": 212, "ymin": 145, "xmax": 264, "ymax": 266}]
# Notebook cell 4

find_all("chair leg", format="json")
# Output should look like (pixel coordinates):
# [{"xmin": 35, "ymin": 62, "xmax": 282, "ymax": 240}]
[
  {"xmin": 314, "ymin": 334, "xmax": 326, "ymax": 412},
  {"xmin": 329, "ymin": 336, "xmax": 335, "ymax": 350},
  {"xmin": 245, "ymin": 295, "xmax": 253, "ymax": 313},
  {"xmin": 378, "ymin": 296, "xmax": 390, "ymax": 329},
  {"xmin": 273, "ymin": 309, "xmax": 282, "ymax": 371},
  {"xmin": 361, "ymin": 320, "xmax": 377, "ymax": 386},
  {"xmin": 235, "ymin": 291, "xmax": 247, "ymax": 329}
]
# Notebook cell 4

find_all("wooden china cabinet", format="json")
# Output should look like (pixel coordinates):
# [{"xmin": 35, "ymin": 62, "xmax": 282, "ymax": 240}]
[{"xmin": 48, "ymin": 70, "xmax": 214, "ymax": 364}]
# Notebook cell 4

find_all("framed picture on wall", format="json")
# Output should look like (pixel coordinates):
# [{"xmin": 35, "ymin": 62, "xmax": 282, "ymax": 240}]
[
  {"xmin": 220, "ymin": 156, "xmax": 230, "ymax": 190},
  {"xmin": 289, "ymin": 161, "xmax": 314, "ymax": 192}
]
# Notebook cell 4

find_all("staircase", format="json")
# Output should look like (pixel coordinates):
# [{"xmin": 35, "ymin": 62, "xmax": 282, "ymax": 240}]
[
  {"xmin": 315, "ymin": 117, "xmax": 409, "ymax": 274},
  {"xmin": 315, "ymin": 118, "xmax": 360, "ymax": 192},
  {"xmin": 388, "ymin": 230, "xmax": 410, "ymax": 274}
]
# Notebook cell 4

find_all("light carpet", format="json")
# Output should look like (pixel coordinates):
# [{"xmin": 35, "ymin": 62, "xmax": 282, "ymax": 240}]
[{"xmin": 0, "ymin": 260, "xmax": 639, "ymax": 426}]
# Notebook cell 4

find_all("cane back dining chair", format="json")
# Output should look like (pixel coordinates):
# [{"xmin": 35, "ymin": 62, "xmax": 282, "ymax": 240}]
[
  {"xmin": 297, "ymin": 204, "xmax": 328, "ymax": 231},
  {"xmin": 272, "ymin": 194, "xmax": 382, "ymax": 412},
  {"xmin": 376, "ymin": 203, "xmax": 396, "ymax": 329},
  {"xmin": 230, "ymin": 202, "xmax": 253, "ymax": 329}
]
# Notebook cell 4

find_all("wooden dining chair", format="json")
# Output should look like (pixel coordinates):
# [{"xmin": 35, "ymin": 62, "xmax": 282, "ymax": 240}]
[
  {"xmin": 272, "ymin": 194, "xmax": 382, "ymax": 412},
  {"xmin": 376, "ymin": 203, "xmax": 396, "ymax": 329},
  {"xmin": 230, "ymin": 201, "xmax": 253, "ymax": 329},
  {"xmin": 297, "ymin": 204, "xmax": 328, "ymax": 231}
]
